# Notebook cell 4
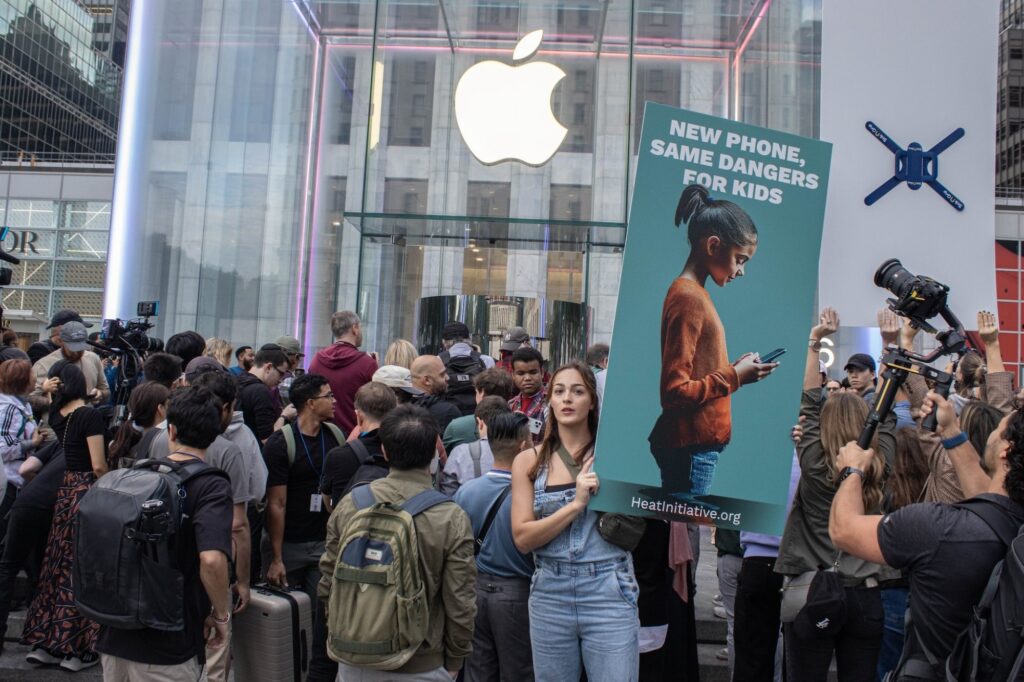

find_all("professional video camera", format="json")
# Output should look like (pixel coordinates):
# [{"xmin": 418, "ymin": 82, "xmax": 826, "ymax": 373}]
[
  {"xmin": 97, "ymin": 301, "xmax": 162, "ymax": 356},
  {"xmin": 91, "ymin": 301, "xmax": 163, "ymax": 427},
  {"xmin": 858, "ymin": 259, "xmax": 969, "ymax": 448}
]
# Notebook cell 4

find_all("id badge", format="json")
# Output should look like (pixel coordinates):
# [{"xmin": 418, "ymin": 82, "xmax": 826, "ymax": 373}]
[{"xmin": 310, "ymin": 494, "xmax": 322, "ymax": 513}]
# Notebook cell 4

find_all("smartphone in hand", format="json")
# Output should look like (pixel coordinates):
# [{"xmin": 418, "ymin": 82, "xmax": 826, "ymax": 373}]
[{"xmin": 759, "ymin": 348, "xmax": 786, "ymax": 363}]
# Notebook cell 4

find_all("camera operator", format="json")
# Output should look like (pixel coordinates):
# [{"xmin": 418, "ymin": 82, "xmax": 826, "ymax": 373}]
[
  {"xmin": 28, "ymin": 321, "xmax": 108, "ymax": 417},
  {"xmin": 829, "ymin": 390, "xmax": 1024, "ymax": 680}
]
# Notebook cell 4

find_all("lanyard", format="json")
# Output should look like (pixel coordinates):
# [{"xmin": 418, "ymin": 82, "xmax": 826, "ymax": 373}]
[{"xmin": 298, "ymin": 428, "xmax": 327, "ymax": 486}]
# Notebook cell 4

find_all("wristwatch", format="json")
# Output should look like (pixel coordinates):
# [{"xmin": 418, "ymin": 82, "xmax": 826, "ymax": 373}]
[
  {"xmin": 808, "ymin": 338, "xmax": 822, "ymax": 351},
  {"xmin": 837, "ymin": 466, "xmax": 865, "ymax": 484}
]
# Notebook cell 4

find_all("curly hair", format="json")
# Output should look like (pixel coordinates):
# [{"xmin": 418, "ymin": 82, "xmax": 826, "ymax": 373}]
[{"xmin": 1003, "ymin": 408, "xmax": 1024, "ymax": 507}]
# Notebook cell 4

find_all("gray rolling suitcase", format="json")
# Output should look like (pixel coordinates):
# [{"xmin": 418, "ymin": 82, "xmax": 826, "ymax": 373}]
[{"xmin": 232, "ymin": 585, "xmax": 311, "ymax": 681}]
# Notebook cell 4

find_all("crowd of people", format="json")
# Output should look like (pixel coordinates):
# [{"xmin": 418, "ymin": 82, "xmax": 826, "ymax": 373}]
[{"xmin": 0, "ymin": 302, "xmax": 1019, "ymax": 682}]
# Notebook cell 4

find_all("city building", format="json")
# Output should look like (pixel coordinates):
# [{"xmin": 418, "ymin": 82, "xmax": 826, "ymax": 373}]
[
  {"xmin": 80, "ymin": 0, "xmax": 132, "ymax": 67},
  {"xmin": 999, "ymin": 0, "xmax": 1024, "ymax": 189},
  {"xmin": 108, "ymin": 0, "xmax": 819, "ymax": 363},
  {"xmin": 0, "ymin": 0, "xmax": 122, "ymax": 160},
  {"xmin": 0, "ymin": 1, "xmax": 120, "ymax": 335}
]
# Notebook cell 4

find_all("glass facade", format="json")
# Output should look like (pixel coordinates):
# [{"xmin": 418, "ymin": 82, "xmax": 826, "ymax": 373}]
[
  {"xmin": 0, "ymin": 0, "xmax": 122, "ymax": 159},
  {"xmin": 110, "ymin": 0, "xmax": 821, "ymax": 357}
]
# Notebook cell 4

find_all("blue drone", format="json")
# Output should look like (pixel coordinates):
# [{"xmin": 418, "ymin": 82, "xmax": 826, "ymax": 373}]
[{"xmin": 863, "ymin": 121, "xmax": 965, "ymax": 211}]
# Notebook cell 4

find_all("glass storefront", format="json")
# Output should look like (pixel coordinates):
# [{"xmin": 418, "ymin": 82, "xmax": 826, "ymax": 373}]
[{"xmin": 110, "ymin": 0, "xmax": 821, "ymax": 357}]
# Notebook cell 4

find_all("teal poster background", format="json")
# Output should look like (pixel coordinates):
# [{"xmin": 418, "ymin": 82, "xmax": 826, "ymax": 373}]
[{"xmin": 590, "ymin": 103, "xmax": 832, "ymax": 535}]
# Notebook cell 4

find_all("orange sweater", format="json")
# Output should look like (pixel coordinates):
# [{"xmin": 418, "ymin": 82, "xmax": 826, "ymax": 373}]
[{"xmin": 648, "ymin": 277, "xmax": 740, "ymax": 449}]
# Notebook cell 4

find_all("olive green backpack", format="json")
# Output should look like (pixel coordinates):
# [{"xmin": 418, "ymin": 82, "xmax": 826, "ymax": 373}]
[{"xmin": 326, "ymin": 484, "xmax": 451, "ymax": 670}]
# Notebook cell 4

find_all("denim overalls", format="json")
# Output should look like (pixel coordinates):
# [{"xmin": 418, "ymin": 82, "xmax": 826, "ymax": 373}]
[{"xmin": 528, "ymin": 465, "xmax": 640, "ymax": 682}]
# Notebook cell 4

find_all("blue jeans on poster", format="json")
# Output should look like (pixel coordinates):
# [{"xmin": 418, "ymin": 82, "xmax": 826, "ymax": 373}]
[
  {"xmin": 877, "ymin": 587, "xmax": 908, "ymax": 681},
  {"xmin": 529, "ymin": 557, "xmax": 640, "ymax": 682},
  {"xmin": 690, "ymin": 450, "xmax": 720, "ymax": 495},
  {"xmin": 651, "ymin": 446, "xmax": 721, "ymax": 495}
]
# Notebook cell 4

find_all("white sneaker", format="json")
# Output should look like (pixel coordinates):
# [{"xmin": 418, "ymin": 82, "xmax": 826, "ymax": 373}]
[
  {"xmin": 60, "ymin": 654, "xmax": 100, "ymax": 672},
  {"xmin": 715, "ymin": 647, "xmax": 729, "ymax": 661},
  {"xmin": 25, "ymin": 647, "xmax": 62, "ymax": 665},
  {"xmin": 712, "ymin": 593, "xmax": 723, "ymax": 605},
  {"xmin": 713, "ymin": 605, "xmax": 728, "ymax": 619}
]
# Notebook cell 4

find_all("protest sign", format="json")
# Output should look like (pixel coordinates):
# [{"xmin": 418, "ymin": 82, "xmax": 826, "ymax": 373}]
[
  {"xmin": 590, "ymin": 103, "xmax": 832, "ymax": 534},
  {"xmin": 818, "ymin": 0, "xmax": 996, "ymax": 327}
]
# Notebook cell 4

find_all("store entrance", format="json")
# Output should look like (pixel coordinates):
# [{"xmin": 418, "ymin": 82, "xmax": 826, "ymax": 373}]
[{"xmin": 415, "ymin": 295, "xmax": 588, "ymax": 369}]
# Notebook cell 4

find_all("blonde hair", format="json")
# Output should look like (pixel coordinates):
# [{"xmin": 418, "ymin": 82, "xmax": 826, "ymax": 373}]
[
  {"xmin": 384, "ymin": 339, "xmax": 418, "ymax": 369},
  {"xmin": 819, "ymin": 392, "xmax": 885, "ymax": 512},
  {"xmin": 204, "ymin": 337, "xmax": 232, "ymax": 367}
]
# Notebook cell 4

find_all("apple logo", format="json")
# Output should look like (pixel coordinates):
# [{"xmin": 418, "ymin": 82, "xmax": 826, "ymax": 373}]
[{"xmin": 455, "ymin": 30, "xmax": 568, "ymax": 166}]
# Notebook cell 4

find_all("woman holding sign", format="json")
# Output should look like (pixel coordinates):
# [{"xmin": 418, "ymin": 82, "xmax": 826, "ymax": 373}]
[
  {"xmin": 648, "ymin": 184, "xmax": 777, "ymax": 498},
  {"xmin": 511, "ymin": 362, "xmax": 640, "ymax": 682}
]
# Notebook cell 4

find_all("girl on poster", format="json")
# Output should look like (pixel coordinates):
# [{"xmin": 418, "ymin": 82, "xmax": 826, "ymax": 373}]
[{"xmin": 647, "ymin": 184, "xmax": 777, "ymax": 497}]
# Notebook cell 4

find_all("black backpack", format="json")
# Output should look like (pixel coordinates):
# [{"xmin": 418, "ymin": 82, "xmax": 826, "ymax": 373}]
[
  {"xmin": 439, "ymin": 350, "xmax": 486, "ymax": 417},
  {"xmin": 942, "ymin": 499, "xmax": 1024, "ymax": 681},
  {"xmin": 342, "ymin": 438, "xmax": 389, "ymax": 498},
  {"xmin": 892, "ymin": 498, "xmax": 1024, "ymax": 681},
  {"xmin": 73, "ymin": 457, "xmax": 229, "ymax": 631}
]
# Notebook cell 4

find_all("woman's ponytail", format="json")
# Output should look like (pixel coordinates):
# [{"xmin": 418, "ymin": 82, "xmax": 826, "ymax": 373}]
[
  {"xmin": 674, "ymin": 183, "xmax": 757, "ymax": 248},
  {"xmin": 675, "ymin": 184, "xmax": 710, "ymax": 227}
]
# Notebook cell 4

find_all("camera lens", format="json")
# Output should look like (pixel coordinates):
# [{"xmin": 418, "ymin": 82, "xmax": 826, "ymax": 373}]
[{"xmin": 874, "ymin": 258, "xmax": 913, "ymax": 297}]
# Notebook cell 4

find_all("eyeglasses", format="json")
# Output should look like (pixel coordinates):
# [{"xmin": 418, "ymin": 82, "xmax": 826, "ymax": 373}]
[
  {"xmin": 314, "ymin": 392, "xmax": 336, "ymax": 401},
  {"xmin": 273, "ymin": 366, "xmax": 289, "ymax": 376}
]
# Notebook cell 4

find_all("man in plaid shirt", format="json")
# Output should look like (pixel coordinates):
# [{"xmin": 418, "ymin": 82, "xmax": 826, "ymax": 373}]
[{"xmin": 507, "ymin": 347, "xmax": 547, "ymax": 444}]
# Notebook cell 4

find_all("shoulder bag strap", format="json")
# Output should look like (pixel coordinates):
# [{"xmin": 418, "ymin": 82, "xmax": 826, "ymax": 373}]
[
  {"xmin": 282, "ymin": 423, "xmax": 296, "ymax": 467},
  {"xmin": 475, "ymin": 485, "xmax": 512, "ymax": 556},
  {"xmin": 555, "ymin": 445, "xmax": 581, "ymax": 478},
  {"xmin": 348, "ymin": 437, "xmax": 372, "ymax": 465},
  {"xmin": 324, "ymin": 422, "xmax": 345, "ymax": 445},
  {"xmin": 402, "ymin": 489, "xmax": 451, "ymax": 516},
  {"xmin": 351, "ymin": 483, "xmax": 376, "ymax": 510},
  {"xmin": 469, "ymin": 440, "xmax": 482, "ymax": 478},
  {"xmin": 956, "ymin": 497, "xmax": 1021, "ymax": 546}
]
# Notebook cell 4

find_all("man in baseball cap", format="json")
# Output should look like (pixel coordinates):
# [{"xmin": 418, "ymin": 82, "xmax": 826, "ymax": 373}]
[
  {"xmin": 500, "ymin": 326, "xmax": 530, "ymax": 353},
  {"xmin": 273, "ymin": 336, "xmax": 305, "ymax": 364},
  {"xmin": 440, "ymin": 321, "xmax": 495, "ymax": 416},
  {"xmin": 29, "ymin": 321, "xmax": 109, "ymax": 410},
  {"xmin": 372, "ymin": 365, "xmax": 425, "ymax": 402},
  {"xmin": 47, "ymin": 309, "xmax": 92, "ymax": 330},
  {"xmin": 27, "ymin": 309, "xmax": 93, "ymax": 365},
  {"xmin": 266, "ymin": 337, "xmax": 305, "ymax": 408},
  {"xmin": 497, "ymin": 326, "xmax": 531, "ymax": 374},
  {"xmin": 843, "ymin": 353, "xmax": 877, "ymax": 401}
]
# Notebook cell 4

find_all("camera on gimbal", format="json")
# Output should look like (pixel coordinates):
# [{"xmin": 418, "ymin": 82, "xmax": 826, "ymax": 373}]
[
  {"xmin": 858, "ymin": 259, "xmax": 969, "ymax": 448},
  {"xmin": 875, "ymin": 258, "xmax": 955, "ymax": 333},
  {"xmin": 97, "ymin": 301, "xmax": 163, "ymax": 356}
]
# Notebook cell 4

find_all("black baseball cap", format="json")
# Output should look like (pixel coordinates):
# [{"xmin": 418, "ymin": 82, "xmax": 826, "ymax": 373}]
[
  {"xmin": 843, "ymin": 353, "xmax": 876, "ymax": 373},
  {"xmin": 47, "ymin": 309, "xmax": 92, "ymax": 329},
  {"xmin": 441, "ymin": 321, "xmax": 471, "ymax": 341}
]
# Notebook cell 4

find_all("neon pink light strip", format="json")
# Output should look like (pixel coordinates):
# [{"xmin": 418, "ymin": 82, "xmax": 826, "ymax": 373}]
[
  {"xmin": 733, "ymin": 0, "xmax": 772, "ymax": 119},
  {"xmin": 325, "ymin": 43, "xmax": 729, "ymax": 62}
]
